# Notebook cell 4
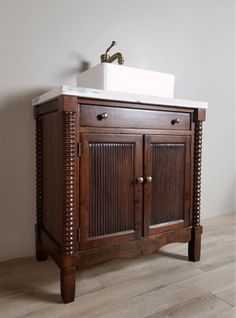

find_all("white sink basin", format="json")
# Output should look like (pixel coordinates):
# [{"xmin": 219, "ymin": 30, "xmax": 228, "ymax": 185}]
[{"xmin": 77, "ymin": 63, "xmax": 175, "ymax": 98}]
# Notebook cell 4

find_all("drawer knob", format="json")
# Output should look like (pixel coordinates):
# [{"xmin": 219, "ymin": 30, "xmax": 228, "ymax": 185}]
[
  {"xmin": 145, "ymin": 176, "xmax": 152, "ymax": 183},
  {"xmin": 136, "ymin": 177, "xmax": 144, "ymax": 184},
  {"xmin": 97, "ymin": 112, "xmax": 108, "ymax": 120},
  {"xmin": 171, "ymin": 118, "xmax": 180, "ymax": 125}
]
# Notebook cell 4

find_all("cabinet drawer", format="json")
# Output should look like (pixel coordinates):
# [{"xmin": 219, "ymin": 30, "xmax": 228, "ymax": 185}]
[{"xmin": 80, "ymin": 105, "xmax": 191, "ymax": 130}]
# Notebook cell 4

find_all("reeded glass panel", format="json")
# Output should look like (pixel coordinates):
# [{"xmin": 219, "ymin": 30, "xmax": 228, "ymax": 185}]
[
  {"xmin": 151, "ymin": 143, "xmax": 185, "ymax": 225},
  {"xmin": 89, "ymin": 143, "xmax": 135, "ymax": 237}
]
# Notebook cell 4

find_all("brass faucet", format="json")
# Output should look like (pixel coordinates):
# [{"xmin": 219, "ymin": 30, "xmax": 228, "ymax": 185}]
[{"xmin": 100, "ymin": 41, "xmax": 124, "ymax": 64}]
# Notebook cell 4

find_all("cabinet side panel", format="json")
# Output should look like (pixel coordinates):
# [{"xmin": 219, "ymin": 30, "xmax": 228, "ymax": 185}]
[{"xmin": 42, "ymin": 112, "xmax": 63, "ymax": 245}]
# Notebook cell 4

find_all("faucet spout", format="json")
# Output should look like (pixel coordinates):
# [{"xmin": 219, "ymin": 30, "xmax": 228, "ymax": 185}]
[
  {"xmin": 100, "ymin": 41, "xmax": 124, "ymax": 65},
  {"xmin": 107, "ymin": 52, "xmax": 124, "ymax": 65}
]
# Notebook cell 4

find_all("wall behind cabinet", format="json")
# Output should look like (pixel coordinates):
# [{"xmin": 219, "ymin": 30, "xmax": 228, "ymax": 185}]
[{"xmin": 0, "ymin": 0, "xmax": 235, "ymax": 261}]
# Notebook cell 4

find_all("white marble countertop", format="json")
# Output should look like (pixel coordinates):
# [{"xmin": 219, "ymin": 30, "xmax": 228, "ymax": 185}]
[{"xmin": 32, "ymin": 85, "xmax": 208, "ymax": 109}]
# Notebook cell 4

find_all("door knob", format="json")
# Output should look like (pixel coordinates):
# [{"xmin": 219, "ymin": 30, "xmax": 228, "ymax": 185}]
[
  {"xmin": 145, "ymin": 176, "xmax": 152, "ymax": 183},
  {"xmin": 171, "ymin": 118, "xmax": 180, "ymax": 125},
  {"xmin": 136, "ymin": 177, "xmax": 144, "ymax": 184},
  {"xmin": 97, "ymin": 112, "xmax": 108, "ymax": 120}
]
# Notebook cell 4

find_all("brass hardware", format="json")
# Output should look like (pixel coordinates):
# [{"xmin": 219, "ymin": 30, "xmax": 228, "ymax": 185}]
[
  {"xmin": 100, "ymin": 41, "xmax": 124, "ymax": 64},
  {"xmin": 145, "ymin": 176, "xmax": 152, "ymax": 183},
  {"xmin": 136, "ymin": 177, "xmax": 144, "ymax": 184},
  {"xmin": 97, "ymin": 112, "xmax": 108, "ymax": 120},
  {"xmin": 171, "ymin": 118, "xmax": 180, "ymax": 125},
  {"xmin": 105, "ymin": 41, "xmax": 116, "ymax": 54}
]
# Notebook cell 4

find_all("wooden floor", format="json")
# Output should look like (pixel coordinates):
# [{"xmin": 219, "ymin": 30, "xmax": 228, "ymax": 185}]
[{"xmin": 0, "ymin": 214, "xmax": 235, "ymax": 318}]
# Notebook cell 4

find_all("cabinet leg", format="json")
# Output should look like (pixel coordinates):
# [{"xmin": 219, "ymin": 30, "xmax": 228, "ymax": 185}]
[
  {"xmin": 60, "ymin": 266, "xmax": 76, "ymax": 304},
  {"xmin": 35, "ymin": 229, "xmax": 48, "ymax": 262},
  {"xmin": 188, "ymin": 226, "xmax": 202, "ymax": 262}
]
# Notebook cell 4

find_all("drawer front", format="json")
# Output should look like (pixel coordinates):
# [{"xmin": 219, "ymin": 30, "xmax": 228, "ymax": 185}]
[{"xmin": 80, "ymin": 105, "xmax": 191, "ymax": 130}]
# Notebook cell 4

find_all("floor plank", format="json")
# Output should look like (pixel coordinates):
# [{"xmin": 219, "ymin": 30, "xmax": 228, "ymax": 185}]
[
  {"xmin": 0, "ymin": 214, "xmax": 235, "ymax": 318},
  {"xmin": 212, "ymin": 282, "xmax": 236, "ymax": 306},
  {"xmin": 145, "ymin": 293, "xmax": 232, "ymax": 318}
]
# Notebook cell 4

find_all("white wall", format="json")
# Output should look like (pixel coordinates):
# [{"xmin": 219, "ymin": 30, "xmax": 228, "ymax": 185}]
[{"xmin": 0, "ymin": 0, "xmax": 235, "ymax": 261}]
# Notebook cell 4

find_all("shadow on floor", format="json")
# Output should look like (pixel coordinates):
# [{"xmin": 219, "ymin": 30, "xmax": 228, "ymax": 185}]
[{"xmin": 157, "ymin": 249, "xmax": 188, "ymax": 261}]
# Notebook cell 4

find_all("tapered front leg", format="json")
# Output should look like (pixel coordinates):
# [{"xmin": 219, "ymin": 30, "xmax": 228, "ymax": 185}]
[
  {"xmin": 188, "ymin": 225, "xmax": 202, "ymax": 262},
  {"xmin": 189, "ymin": 117, "xmax": 204, "ymax": 262},
  {"xmin": 60, "ymin": 266, "xmax": 76, "ymax": 303},
  {"xmin": 60, "ymin": 105, "xmax": 78, "ymax": 304}
]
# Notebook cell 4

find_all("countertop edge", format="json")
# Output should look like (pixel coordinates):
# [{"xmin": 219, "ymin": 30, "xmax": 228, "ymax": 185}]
[{"xmin": 32, "ymin": 85, "xmax": 208, "ymax": 109}]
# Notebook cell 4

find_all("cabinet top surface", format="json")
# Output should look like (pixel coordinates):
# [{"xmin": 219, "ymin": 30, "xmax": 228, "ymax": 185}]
[{"xmin": 32, "ymin": 85, "xmax": 208, "ymax": 109}]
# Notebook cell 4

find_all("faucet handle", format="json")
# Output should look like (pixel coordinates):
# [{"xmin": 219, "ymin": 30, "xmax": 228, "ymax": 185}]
[{"xmin": 105, "ymin": 41, "xmax": 116, "ymax": 54}]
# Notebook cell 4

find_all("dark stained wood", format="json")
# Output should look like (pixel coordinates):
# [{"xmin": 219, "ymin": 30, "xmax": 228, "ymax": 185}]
[
  {"xmin": 75, "ymin": 227, "xmax": 192, "ymax": 269},
  {"xmin": 79, "ymin": 133, "xmax": 143, "ymax": 250},
  {"xmin": 62, "ymin": 111, "xmax": 77, "ymax": 256},
  {"xmin": 80, "ymin": 127, "xmax": 192, "ymax": 136},
  {"xmin": 80, "ymin": 105, "xmax": 191, "ymax": 130},
  {"xmin": 61, "ymin": 266, "xmax": 76, "ymax": 304},
  {"xmin": 35, "ymin": 225, "xmax": 48, "ymax": 262},
  {"xmin": 76, "ymin": 240, "xmax": 141, "ymax": 269},
  {"xmin": 193, "ymin": 108, "xmax": 206, "ymax": 122},
  {"xmin": 142, "ymin": 226, "xmax": 192, "ymax": 255},
  {"xmin": 188, "ymin": 119, "xmax": 204, "ymax": 260},
  {"xmin": 192, "ymin": 121, "xmax": 203, "ymax": 227},
  {"xmin": 59, "ymin": 95, "xmax": 78, "ymax": 112},
  {"xmin": 34, "ymin": 96, "xmax": 196, "ymax": 118},
  {"xmin": 149, "ymin": 220, "xmax": 185, "ymax": 234},
  {"xmin": 34, "ymin": 95, "xmax": 206, "ymax": 303},
  {"xmin": 42, "ymin": 112, "xmax": 63, "ymax": 245},
  {"xmin": 34, "ymin": 99, "xmax": 58, "ymax": 117},
  {"xmin": 60, "ymin": 99, "xmax": 78, "ymax": 304},
  {"xmin": 35, "ymin": 116, "xmax": 45, "ymax": 262},
  {"xmin": 78, "ymin": 98, "xmax": 195, "ymax": 114},
  {"xmin": 188, "ymin": 225, "xmax": 202, "ymax": 261},
  {"xmin": 40, "ymin": 227, "xmax": 63, "ymax": 268},
  {"xmin": 144, "ymin": 135, "xmax": 191, "ymax": 235},
  {"xmin": 35, "ymin": 97, "xmax": 78, "ymax": 303},
  {"xmin": 40, "ymin": 227, "xmax": 77, "ymax": 269},
  {"xmin": 34, "ymin": 95, "xmax": 78, "ymax": 117}
]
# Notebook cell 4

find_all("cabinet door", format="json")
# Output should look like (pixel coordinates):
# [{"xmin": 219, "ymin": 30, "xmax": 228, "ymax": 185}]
[
  {"xmin": 80, "ymin": 133, "xmax": 143, "ymax": 250},
  {"xmin": 144, "ymin": 135, "xmax": 191, "ymax": 235}
]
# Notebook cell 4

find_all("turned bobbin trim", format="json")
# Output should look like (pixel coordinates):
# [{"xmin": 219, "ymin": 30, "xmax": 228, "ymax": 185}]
[
  {"xmin": 193, "ymin": 121, "xmax": 203, "ymax": 226},
  {"xmin": 62, "ymin": 111, "xmax": 77, "ymax": 256},
  {"xmin": 36, "ymin": 117, "xmax": 43, "ymax": 227}
]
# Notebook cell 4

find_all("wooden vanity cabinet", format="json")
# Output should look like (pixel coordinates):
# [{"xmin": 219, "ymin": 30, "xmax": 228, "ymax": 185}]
[{"xmin": 34, "ymin": 95, "xmax": 205, "ymax": 303}]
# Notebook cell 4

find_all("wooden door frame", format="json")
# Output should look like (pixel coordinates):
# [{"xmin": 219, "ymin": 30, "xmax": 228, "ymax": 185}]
[{"xmin": 79, "ymin": 133, "xmax": 143, "ymax": 250}]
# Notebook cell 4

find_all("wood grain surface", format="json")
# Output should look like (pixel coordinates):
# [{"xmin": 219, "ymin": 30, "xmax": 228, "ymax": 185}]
[{"xmin": 0, "ymin": 214, "xmax": 234, "ymax": 317}]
